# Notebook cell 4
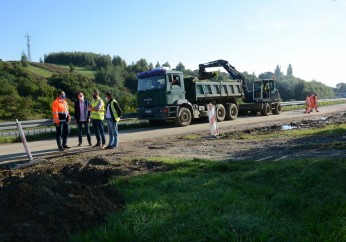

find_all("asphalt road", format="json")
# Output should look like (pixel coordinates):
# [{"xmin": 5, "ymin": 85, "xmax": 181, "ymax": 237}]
[{"xmin": 0, "ymin": 104, "xmax": 345, "ymax": 166}]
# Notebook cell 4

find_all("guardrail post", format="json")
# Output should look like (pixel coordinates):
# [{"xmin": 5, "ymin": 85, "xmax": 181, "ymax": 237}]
[{"xmin": 16, "ymin": 119, "xmax": 33, "ymax": 161}]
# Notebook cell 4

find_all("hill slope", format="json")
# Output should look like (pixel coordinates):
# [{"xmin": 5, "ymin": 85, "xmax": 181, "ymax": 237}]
[{"xmin": 27, "ymin": 62, "xmax": 95, "ymax": 78}]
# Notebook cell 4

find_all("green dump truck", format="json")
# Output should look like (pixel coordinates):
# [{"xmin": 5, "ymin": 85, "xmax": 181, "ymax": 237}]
[{"xmin": 137, "ymin": 59, "xmax": 281, "ymax": 127}]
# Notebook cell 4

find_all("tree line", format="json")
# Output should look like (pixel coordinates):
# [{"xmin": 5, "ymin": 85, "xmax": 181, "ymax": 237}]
[{"xmin": 44, "ymin": 52, "xmax": 112, "ymax": 69}]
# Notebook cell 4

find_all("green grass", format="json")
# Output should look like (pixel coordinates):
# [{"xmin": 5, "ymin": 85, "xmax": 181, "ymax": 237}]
[
  {"xmin": 59, "ymin": 65, "xmax": 96, "ymax": 77},
  {"xmin": 0, "ymin": 136, "xmax": 21, "ymax": 143},
  {"xmin": 71, "ymin": 157, "xmax": 346, "ymax": 242},
  {"xmin": 230, "ymin": 123, "xmax": 346, "ymax": 141},
  {"xmin": 27, "ymin": 64, "xmax": 53, "ymax": 78},
  {"xmin": 73, "ymin": 66, "xmax": 96, "ymax": 76},
  {"xmin": 178, "ymin": 134, "xmax": 202, "ymax": 140},
  {"xmin": 282, "ymin": 100, "xmax": 346, "ymax": 111}
]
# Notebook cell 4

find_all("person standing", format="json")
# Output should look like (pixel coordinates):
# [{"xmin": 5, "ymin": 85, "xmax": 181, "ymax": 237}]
[
  {"xmin": 105, "ymin": 91, "xmax": 122, "ymax": 149},
  {"xmin": 313, "ymin": 93, "xmax": 319, "ymax": 112},
  {"xmin": 304, "ymin": 94, "xmax": 311, "ymax": 114},
  {"xmin": 309, "ymin": 94, "xmax": 316, "ymax": 113},
  {"xmin": 52, "ymin": 90, "xmax": 71, "ymax": 151},
  {"xmin": 88, "ymin": 89, "xmax": 106, "ymax": 149},
  {"xmin": 74, "ymin": 91, "xmax": 92, "ymax": 146}
]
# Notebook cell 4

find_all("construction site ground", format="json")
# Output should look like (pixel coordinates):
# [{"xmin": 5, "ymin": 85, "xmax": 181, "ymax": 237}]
[{"xmin": 0, "ymin": 110, "xmax": 346, "ymax": 242}]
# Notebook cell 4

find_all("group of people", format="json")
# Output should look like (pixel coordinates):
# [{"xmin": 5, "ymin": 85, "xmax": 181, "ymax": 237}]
[
  {"xmin": 304, "ymin": 93, "xmax": 319, "ymax": 114},
  {"xmin": 51, "ymin": 89, "xmax": 122, "ymax": 151}
]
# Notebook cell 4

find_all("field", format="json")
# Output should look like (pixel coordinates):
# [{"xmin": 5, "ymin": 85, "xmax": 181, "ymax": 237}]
[
  {"xmin": 27, "ymin": 62, "xmax": 95, "ymax": 78},
  {"xmin": 0, "ymin": 112, "xmax": 345, "ymax": 241}
]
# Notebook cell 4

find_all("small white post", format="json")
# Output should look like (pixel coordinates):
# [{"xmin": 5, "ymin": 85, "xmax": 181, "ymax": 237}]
[
  {"xmin": 207, "ymin": 103, "xmax": 219, "ymax": 136},
  {"xmin": 16, "ymin": 119, "xmax": 33, "ymax": 161}
]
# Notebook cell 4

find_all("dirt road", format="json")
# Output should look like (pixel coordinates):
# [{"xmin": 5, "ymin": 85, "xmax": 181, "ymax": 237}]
[{"xmin": 0, "ymin": 104, "xmax": 345, "ymax": 165}]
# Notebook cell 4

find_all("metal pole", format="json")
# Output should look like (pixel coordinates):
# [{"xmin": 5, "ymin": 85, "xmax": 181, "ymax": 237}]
[{"xmin": 16, "ymin": 119, "xmax": 33, "ymax": 161}]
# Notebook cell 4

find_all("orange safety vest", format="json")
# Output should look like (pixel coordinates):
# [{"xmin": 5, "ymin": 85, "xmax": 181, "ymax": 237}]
[
  {"xmin": 52, "ymin": 98, "xmax": 70, "ymax": 124},
  {"xmin": 305, "ymin": 96, "xmax": 311, "ymax": 106},
  {"xmin": 314, "ymin": 96, "xmax": 318, "ymax": 107},
  {"xmin": 309, "ymin": 96, "xmax": 315, "ymax": 107}
]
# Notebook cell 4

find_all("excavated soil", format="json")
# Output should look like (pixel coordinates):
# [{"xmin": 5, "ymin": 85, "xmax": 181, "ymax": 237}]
[{"xmin": 0, "ymin": 111, "xmax": 346, "ymax": 241}]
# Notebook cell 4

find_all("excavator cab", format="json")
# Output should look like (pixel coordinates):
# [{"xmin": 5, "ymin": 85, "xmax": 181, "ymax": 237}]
[{"xmin": 253, "ymin": 79, "xmax": 280, "ymax": 102}]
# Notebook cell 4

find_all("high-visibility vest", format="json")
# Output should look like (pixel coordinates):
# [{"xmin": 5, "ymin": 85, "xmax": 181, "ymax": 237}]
[
  {"xmin": 109, "ymin": 99, "xmax": 121, "ymax": 122},
  {"xmin": 52, "ymin": 98, "xmax": 70, "ymax": 124},
  {"xmin": 309, "ymin": 96, "xmax": 315, "ymax": 106},
  {"xmin": 91, "ymin": 98, "xmax": 105, "ymax": 120}
]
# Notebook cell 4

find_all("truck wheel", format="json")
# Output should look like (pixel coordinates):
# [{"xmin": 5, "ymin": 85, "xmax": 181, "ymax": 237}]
[
  {"xmin": 175, "ymin": 107, "xmax": 192, "ymax": 127},
  {"xmin": 225, "ymin": 103, "xmax": 238, "ymax": 120},
  {"xmin": 261, "ymin": 103, "xmax": 270, "ymax": 116},
  {"xmin": 272, "ymin": 103, "xmax": 282, "ymax": 115},
  {"xmin": 216, "ymin": 104, "xmax": 226, "ymax": 122}
]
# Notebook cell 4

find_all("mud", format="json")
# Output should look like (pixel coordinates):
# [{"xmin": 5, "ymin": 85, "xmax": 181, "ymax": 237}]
[{"xmin": 0, "ymin": 111, "xmax": 345, "ymax": 242}]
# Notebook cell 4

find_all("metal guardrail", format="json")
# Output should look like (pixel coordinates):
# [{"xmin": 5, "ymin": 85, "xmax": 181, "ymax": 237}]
[
  {"xmin": 0, "ymin": 113, "xmax": 138, "ymax": 133},
  {"xmin": 0, "ymin": 98, "xmax": 345, "ymax": 133},
  {"xmin": 279, "ymin": 98, "xmax": 346, "ymax": 106}
]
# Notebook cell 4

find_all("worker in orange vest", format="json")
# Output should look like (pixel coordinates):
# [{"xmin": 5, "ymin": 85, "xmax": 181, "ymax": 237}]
[
  {"xmin": 309, "ymin": 94, "xmax": 316, "ymax": 113},
  {"xmin": 304, "ymin": 94, "xmax": 311, "ymax": 114},
  {"xmin": 313, "ymin": 93, "xmax": 319, "ymax": 112},
  {"xmin": 52, "ymin": 90, "xmax": 71, "ymax": 151}
]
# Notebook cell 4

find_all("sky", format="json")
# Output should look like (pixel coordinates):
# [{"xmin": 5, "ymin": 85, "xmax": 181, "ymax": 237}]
[{"xmin": 1, "ymin": 0, "xmax": 345, "ymax": 87}]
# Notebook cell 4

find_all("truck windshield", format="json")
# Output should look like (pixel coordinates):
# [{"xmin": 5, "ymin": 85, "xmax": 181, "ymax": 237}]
[{"xmin": 138, "ymin": 75, "xmax": 166, "ymax": 91}]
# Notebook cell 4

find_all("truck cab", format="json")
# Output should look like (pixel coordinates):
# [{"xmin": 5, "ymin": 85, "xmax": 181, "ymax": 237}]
[{"xmin": 137, "ymin": 67, "xmax": 186, "ymax": 121}]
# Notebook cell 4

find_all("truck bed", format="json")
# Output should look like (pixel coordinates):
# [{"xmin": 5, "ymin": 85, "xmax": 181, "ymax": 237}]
[{"xmin": 184, "ymin": 77, "xmax": 243, "ymax": 102}]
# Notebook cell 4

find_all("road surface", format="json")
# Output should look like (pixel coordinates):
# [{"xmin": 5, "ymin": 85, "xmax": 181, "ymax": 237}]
[{"xmin": 0, "ymin": 104, "xmax": 345, "ymax": 165}]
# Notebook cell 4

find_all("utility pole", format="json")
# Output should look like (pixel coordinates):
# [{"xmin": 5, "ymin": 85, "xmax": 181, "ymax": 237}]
[{"xmin": 25, "ymin": 32, "xmax": 31, "ymax": 61}]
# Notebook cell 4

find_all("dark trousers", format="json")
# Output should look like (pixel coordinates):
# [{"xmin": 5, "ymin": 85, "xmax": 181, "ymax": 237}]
[
  {"xmin": 55, "ymin": 122, "xmax": 70, "ymax": 148},
  {"xmin": 92, "ymin": 119, "xmax": 105, "ymax": 145},
  {"xmin": 77, "ymin": 121, "xmax": 91, "ymax": 145}
]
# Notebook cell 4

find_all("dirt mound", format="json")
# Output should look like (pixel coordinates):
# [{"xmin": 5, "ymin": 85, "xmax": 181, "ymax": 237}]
[{"xmin": 0, "ymin": 162, "xmax": 123, "ymax": 242}]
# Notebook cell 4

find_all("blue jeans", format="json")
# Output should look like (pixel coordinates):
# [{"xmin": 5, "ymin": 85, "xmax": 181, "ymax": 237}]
[
  {"xmin": 55, "ymin": 121, "xmax": 70, "ymax": 148},
  {"xmin": 92, "ymin": 119, "xmax": 105, "ymax": 145},
  {"xmin": 107, "ymin": 118, "xmax": 118, "ymax": 148},
  {"xmin": 77, "ymin": 121, "xmax": 91, "ymax": 145}
]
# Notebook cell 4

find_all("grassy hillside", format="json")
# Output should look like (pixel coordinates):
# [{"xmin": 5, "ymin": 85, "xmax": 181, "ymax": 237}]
[{"xmin": 27, "ymin": 62, "xmax": 95, "ymax": 78}]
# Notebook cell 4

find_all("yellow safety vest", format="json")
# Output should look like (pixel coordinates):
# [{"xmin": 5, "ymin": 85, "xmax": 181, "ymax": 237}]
[
  {"xmin": 109, "ymin": 99, "xmax": 121, "ymax": 122},
  {"xmin": 91, "ymin": 98, "xmax": 105, "ymax": 120}
]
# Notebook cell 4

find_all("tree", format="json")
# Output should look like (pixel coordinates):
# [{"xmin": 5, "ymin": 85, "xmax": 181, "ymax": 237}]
[
  {"xmin": 155, "ymin": 62, "xmax": 160, "ymax": 67},
  {"xmin": 336, "ymin": 83, "xmax": 346, "ymax": 91},
  {"xmin": 287, "ymin": 64, "xmax": 293, "ymax": 76},
  {"xmin": 112, "ymin": 55, "xmax": 126, "ymax": 67},
  {"xmin": 162, "ymin": 61, "xmax": 171, "ymax": 69},
  {"xmin": 21, "ymin": 51, "xmax": 28, "ymax": 67},
  {"xmin": 175, "ymin": 62, "xmax": 186, "ymax": 72},
  {"xmin": 131, "ymin": 58, "xmax": 150, "ymax": 73},
  {"xmin": 69, "ymin": 63, "xmax": 75, "ymax": 73},
  {"xmin": 274, "ymin": 65, "xmax": 282, "ymax": 78},
  {"xmin": 259, "ymin": 72, "xmax": 274, "ymax": 79}
]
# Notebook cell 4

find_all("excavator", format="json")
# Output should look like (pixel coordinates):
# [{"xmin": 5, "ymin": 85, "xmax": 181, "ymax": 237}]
[{"xmin": 198, "ymin": 59, "xmax": 282, "ymax": 115}]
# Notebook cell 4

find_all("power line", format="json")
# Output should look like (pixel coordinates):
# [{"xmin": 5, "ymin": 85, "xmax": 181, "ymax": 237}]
[{"xmin": 25, "ymin": 32, "xmax": 31, "ymax": 61}]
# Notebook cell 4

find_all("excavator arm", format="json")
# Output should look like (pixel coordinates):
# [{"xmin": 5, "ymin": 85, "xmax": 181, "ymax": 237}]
[{"xmin": 198, "ymin": 59, "xmax": 248, "ymax": 98}]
